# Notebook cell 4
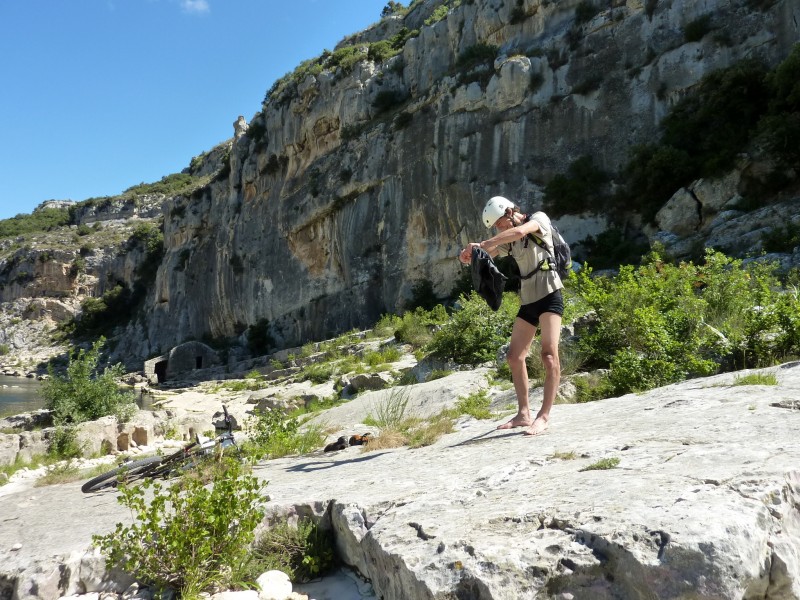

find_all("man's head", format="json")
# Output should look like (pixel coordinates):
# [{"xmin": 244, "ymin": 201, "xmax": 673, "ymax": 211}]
[{"xmin": 482, "ymin": 196, "xmax": 516, "ymax": 229}]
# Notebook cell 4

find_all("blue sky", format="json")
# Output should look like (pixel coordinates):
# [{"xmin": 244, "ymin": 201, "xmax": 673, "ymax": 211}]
[{"xmin": 0, "ymin": 0, "xmax": 389, "ymax": 220}]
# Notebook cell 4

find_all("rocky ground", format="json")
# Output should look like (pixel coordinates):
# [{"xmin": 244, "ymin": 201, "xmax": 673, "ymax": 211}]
[{"xmin": 1, "ymin": 354, "xmax": 800, "ymax": 600}]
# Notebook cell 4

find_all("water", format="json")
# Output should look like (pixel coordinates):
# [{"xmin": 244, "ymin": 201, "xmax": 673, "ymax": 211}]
[{"xmin": 0, "ymin": 377, "xmax": 45, "ymax": 417}]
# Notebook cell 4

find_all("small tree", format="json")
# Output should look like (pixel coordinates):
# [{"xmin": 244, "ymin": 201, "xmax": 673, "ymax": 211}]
[
  {"xmin": 93, "ymin": 460, "xmax": 266, "ymax": 598},
  {"xmin": 42, "ymin": 337, "xmax": 136, "ymax": 425}
]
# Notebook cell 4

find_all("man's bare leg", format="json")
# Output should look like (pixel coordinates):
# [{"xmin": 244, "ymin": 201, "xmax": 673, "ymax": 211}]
[
  {"xmin": 524, "ymin": 311, "xmax": 561, "ymax": 436},
  {"xmin": 497, "ymin": 318, "xmax": 537, "ymax": 429}
]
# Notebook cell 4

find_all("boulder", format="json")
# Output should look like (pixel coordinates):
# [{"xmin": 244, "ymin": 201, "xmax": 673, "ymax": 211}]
[
  {"xmin": 255, "ymin": 571, "xmax": 292, "ymax": 600},
  {"xmin": 75, "ymin": 417, "xmax": 118, "ymax": 456}
]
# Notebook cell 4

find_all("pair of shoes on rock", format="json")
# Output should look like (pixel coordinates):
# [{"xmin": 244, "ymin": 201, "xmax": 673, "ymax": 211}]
[
  {"xmin": 323, "ymin": 436, "xmax": 348, "ymax": 452},
  {"xmin": 349, "ymin": 432, "xmax": 372, "ymax": 446},
  {"xmin": 323, "ymin": 432, "xmax": 373, "ymax": 452}
]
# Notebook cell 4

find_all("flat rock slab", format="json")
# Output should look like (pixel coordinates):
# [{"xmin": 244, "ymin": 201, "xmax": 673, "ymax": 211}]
[{"xmin": 2, "ymin": 364, "xmax": 800, "ymax": 599}]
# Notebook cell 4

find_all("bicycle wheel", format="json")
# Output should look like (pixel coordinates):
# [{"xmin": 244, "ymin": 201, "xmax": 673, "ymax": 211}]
[{"xmin": 81, "ymin": 455, "xmax": 164, "ymax": 493}]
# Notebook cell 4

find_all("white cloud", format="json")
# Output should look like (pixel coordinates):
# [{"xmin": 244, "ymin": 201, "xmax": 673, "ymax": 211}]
[{"xmin": 181, "ymin": 0, "xmax": 210, "ymax": 14}]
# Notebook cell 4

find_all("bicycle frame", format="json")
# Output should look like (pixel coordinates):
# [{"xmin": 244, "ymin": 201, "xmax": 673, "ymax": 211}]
[{"xmin": 81, "ymin": 404, "xmax": 239, "ymax": 493}]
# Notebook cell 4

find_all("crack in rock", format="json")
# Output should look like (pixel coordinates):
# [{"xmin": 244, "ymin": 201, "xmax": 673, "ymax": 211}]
[{"xmin": 408, "ymin": 522, "xmax": 436, "ymax": 541}]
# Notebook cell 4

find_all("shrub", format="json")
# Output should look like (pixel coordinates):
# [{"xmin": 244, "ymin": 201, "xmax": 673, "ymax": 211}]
[
  {"xmin": 373, "ymin": 90, "xmax": 408, "ymax": 113},
  {"xmin": 365, "ymin": 388, "xmax": 411, "ymax": 429},
  {"xmin": 580, "ymin": 457, "xmax": 620, "ymax": 471},
  {"xmin": 394, "ymin": 304, "xmax": 449, "ymax": 348},
  {"xmin": 425, "ymin": 291, "xmax": 519, "ymax": 364},
  {"xmin": 42, "ymin": 338, "xmax": 137, "ymax": 425},
  {"xmin": 405, "ymin": 279, "xmax": 443, "ymax": 311},
  {"xmin": 130, "ymin": 222, "xmax": 165, "ymax": 286},
  {"xmin": 123, "ymin": 173, "xmax": 198, "ymax": 198},
  {"xmin": 425, "ymin": 4, "xmax": 450, "ymax": 25},
  {"xmin": 69, "ymin": 257, "xmax": 86, "ymax": 278},
  {"xmin": 327, "ymin": 45, "xmax": 368, "ymax": 73},
  {"xmin": 580, "ymin": 228, "xmax": 650, "ymax": 270},
  {"xmin": 659, "ymin": 60, "xmax": 768, "ymax": 175},
  {"xmin": 544, "ymin": 155, "xmax": 608, "ymax": 216},
  {"xmin": 455, "ymin": 389, "xmax": 492, "ymax": 419},
  {"xmin": 249, "ymin": 517, "xmax": 335, "ymax": 583},
  {"xmin": 456, "ymin": 44, "xmax": 499, "ymax": 70},
  {"xmin": 381, "ymin": 1, "xmax": 407, "ymax": 17},
  {"xmin": 0, "ymin": 208, "xmax": 71, "ymax": 240},
  {"xmin": 620, "ymin": 144, "xmax": 695, "ymax": 221},
  {"xmin": 47, "ymin": 425, "xmax": 84, "ymax": 459},
  {"xmin": 762, "ymin": 221, "xmax": 800, "ymax": 253},
  {"xmin": 247, "ymin": 318, "xmax": 275, "ymax": 356},
  {"xmin": 71, "ymin": 284, "xmax": 135, "ymax": 337},
  {"xmin": 244, "ymin": 409, "xmax": 324, "ymax": 460},
  {"xmin": 368, "ymin": 40, "xmax": 397, "ymax": 64},
  {"xmin": 733, "ymin": 372, "xmax": 778, "ymax": 386},
  {"xmin": 93, "ymin": 459, "xmax": 265, "ymax": 598},
  {"xmin": 572, "ymin": 249, "xmax": 796, "ymax": 395}
]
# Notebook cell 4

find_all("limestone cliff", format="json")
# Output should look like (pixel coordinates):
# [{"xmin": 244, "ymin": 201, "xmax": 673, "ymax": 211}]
[
  {"xmin": 1, "ymin": 0, "xmax": 799, "ymax": 369},
  {"xmin": 111, "ymin": 0, "xmax": 797, "ymax": 360}
]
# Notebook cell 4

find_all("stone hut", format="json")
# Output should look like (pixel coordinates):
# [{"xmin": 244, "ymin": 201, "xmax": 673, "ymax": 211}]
[{"xmin": 144, "ymin": 341, "xmax": 220, "ymax": 384}]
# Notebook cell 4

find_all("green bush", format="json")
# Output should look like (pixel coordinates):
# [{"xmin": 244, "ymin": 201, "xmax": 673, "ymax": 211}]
[
  {"xmin": 544, "ymin": 155, "xmax": 608, "ymax": 216},
  {"xmin": 425, "ymin": 291, "xmax": 519, "ymax": 364},
  {"xmin": 247, "ymin": 318, "xmax": 275, "ymax": 355},
  {"xmin": 612, "ymin": 54, "xmax": 800, "ymax": 222},
  {"xmin": 42, "ymin": 338, "xmax": 137, "ymax": 425},
  {"xmin": 425, "ymin": 4, "xmax": 450, "ymax": 25},
  {"xmin": 69, "ymin": 284, "xmax": 136, "ymax": 337},
  {"xmin": 758, "ymin": 43, "xmax": 800, "ymax": 165},
  {"xmin": 455, "ymin": 389, "xmax": 492, "ymax": 419},
  {"xmin": 244, "ymin": 409, "xmax": 324, "ymax": 460},
  {"xmin": 249, "ymin": 517, "xmax": 335, "ymax": 583},
  {"xmin": 0, "ymin": 208, "xmax": 71, "ymax": 240},
  {"xmin": 762, "ymin": 221, "xmax": 800, "ymax": 253},
  {"xmin": 572, "ymin": 249, "xmax": 798, "ymax": 395},
  {"xmin": 123, "ymin": 173, "xmax": 198, "ymax": 198},
  {"xmin": 48, "ymin": 425, "xmax": 84, "ymax": 459},
  {"xmin": 394, "ymin": 304, "xmax": 449, "ymax": 347},
  {"xmin": 456, "ymin": 43, "xmax": 499, "ymax": 70},
  {"xmin": 620, "ymin": 144, "xmax": 695, "ymax": 221},
  {"xmin": 130, "ymin": 221, "xmax": 164, "ymax": 285},
  {"xmin": 373, "ymin": 90, "xmax": 408, "ymax": 113},
  {"xmin": 406, "ymin": 279, "xmax": 443, "ymax": 311},
  {"xmin": 659, "ymin": 60, "xmax": 768, "ymax": 175},
  {"xmin": 327, "ymin": 45, "xmax": 369, "ymax": 73},
  {"xmin": 580, "ymin": 228, "xmax": 650, "ymax": 269},
  {"xmin": 93, "ymin": 459, "xmax": 265, "ymax": 598}
]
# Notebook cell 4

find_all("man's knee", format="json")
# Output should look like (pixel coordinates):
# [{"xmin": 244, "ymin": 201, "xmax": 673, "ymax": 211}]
[
  {"xmin": 540, "ymin": 349, "xmax": 560, "ymax": 373},
  {"xmin": 507, "ymin": 350, "xmax": 526, "ymax": 369}
]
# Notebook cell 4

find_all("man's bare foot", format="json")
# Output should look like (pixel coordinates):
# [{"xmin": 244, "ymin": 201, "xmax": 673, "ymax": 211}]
[
  {"xmin": 523, "ymin": 416, "xmax": 549, "ymax": 436},
  {"xmin": 496, "ymin": 413, "xmax": 532, "ymax": 430}
]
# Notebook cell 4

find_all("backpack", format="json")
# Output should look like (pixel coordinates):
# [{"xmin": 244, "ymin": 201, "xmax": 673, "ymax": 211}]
[{"xmin": 522, "ymin": 217, "xmax": 573, "ymax": 281}]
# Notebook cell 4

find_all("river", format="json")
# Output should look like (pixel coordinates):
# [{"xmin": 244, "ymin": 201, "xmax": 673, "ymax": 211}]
[{"xmin": 0, "ymin": 377, "xmax": 45, "ymax": 417}]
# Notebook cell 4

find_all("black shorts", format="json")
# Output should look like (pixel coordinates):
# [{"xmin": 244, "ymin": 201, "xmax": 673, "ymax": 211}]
[{"xmin": 517, "ymin": 289, "xmax": 564, "ymax": 327}]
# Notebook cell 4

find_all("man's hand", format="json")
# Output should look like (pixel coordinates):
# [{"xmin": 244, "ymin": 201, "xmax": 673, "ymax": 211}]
[{"xmin": 459, "ymin": 243, "xmax": 480, "ymax": 265}]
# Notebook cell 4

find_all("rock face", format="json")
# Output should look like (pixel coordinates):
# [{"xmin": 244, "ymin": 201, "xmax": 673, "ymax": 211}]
[
  {"xmin": 2, "ymin": 0, "xmax": 799, "ymax": 367},
  {"xmin": 1, "ymin": 362, "xmax": 800, "ymax": 599},
  {"xmin": 110, "ymin": 0, "xmax": 799, "ymax": 357}
]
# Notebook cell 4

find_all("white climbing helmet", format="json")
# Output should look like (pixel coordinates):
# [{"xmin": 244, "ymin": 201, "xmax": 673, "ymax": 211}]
[{"xmin": 481, "ymin": 196, "xmax": 515, "ymax": 228}]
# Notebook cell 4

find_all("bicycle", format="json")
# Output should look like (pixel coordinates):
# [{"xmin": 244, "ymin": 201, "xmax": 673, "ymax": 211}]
[{"xmin": 81, "ymin": 405, "xmax": 239, "ymax": 493}]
